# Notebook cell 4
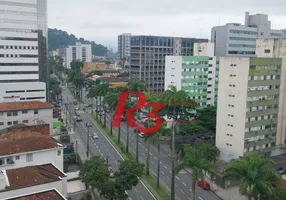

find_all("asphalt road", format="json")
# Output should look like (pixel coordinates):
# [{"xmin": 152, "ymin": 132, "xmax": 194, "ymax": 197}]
[
  {"xmin": 62, "ymin": 88, "xmax": 156, "ymax": 200},
  {"xmin": 79, "ymin": 88, "xmax": 221, "ymax": 200}
]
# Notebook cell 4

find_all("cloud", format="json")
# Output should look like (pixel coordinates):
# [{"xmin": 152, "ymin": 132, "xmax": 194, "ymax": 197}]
[{"xmin": 47, "ymin": 0, "xmax": 286, "ymax": 49}]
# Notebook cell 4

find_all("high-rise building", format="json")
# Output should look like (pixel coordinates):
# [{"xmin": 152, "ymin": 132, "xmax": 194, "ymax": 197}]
[
  {"xmin": 65, "ymin": 42, "xmax": 92, "ymax": 68},
  {"xmin": 211, "ymin": 12, "xmax": 285, "ymax": 57},
  {"xmin": 130, "ymin": 35, "xmax": 208, "ymax": 93},
  {"xmin": 255, "ymin": 38, "xmax": 286, "ymax": 156},
  {"xmin": 216, "ymin": 57, "xmax": 285, "ymax": 161},
  {"xmin": 165, "ymin": 43, "xmax": 219, "ymax": 107},
  {"xmin": 0, "ymin": 0, "xmax": 48, "ymax": 102},
  {"xmin": 118, "ymin": 33, "xmax": 131, "ymax": 63}
]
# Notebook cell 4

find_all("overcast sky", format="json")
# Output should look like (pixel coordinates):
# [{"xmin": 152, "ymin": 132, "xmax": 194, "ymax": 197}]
[{"xmin": 48, "ymin": 0, "xmax": 286, "ymax": 50}]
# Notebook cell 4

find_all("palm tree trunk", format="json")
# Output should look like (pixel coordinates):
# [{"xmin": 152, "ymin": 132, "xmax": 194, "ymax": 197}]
[
  {"xmin": 171, "ymin": 122, "xmax": 176, "ymax": 200},
  {"xmin": 157, "ymin": 143, "xmax": 161, "ymax": 188},
  {"xmin": 126, "ymin": 124, "xmax": 129, "ymax": 153},
  {"xmin": 99, "ymin": 98, "xmax": 102, "ymax": 124},
  {"xmin": 136, "ymin": 111, "xmax": 139, "ymax": 163},
  {"xmin": 191, "ymin": 180, "xmax": 196, "ymax": 200},
  {"xmin": 146, "ymin": 140, "xmax": 150, "ymax": 176},
  {"xmin": 104, "ymin": 108, "xmax": 107, "ymax": 128},
  {"xmin": 118, "ymin": 123, "xmax": 121, "ymax": 144},
  {"xmin": 110, "ymin": 110, "xmax": 113, "ymax": 136}
]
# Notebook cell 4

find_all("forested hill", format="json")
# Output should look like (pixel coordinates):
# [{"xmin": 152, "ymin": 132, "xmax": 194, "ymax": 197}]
[{"xmin": 48, "ymin": 28, "xmax": 108, "ymax": 56}]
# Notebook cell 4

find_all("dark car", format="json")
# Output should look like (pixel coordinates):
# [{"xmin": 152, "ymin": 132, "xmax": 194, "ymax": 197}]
[
  {"xmin": 278, "ymin": 167, "xmax": 286, "ymax": 175},
  {"xmin": 76, "ymin": 117, "xmax": 82, "ymax": 122},
  {"xmin": 73, "ymin": 101, "xmax": 77, "ymax": 105}
]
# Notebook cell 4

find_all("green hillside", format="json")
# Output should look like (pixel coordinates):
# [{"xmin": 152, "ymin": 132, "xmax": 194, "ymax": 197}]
[{"xmin": 48, "ymin": 28, "xmax": 108, "ymax": 56}]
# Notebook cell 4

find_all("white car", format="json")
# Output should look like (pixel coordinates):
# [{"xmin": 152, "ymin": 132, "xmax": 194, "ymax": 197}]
[
  {"xmin": 92, "ymin": 133, "xmax": 99, "ymax": 139},
  {"xmin": 139, "ymin": 133, "xmax": 145, "ymax": 138},
  {"xmin": 75, "ymin": 107, "xmax": 79, "ymax": 110}
]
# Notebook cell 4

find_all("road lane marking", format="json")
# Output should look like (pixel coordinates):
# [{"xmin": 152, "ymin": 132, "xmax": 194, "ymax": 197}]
[
  {"xmin": 189, "ymin": 189, "xmax": 192, "ymax": 191},
  {"xmin": 140, "ymin": 197, "xmax": 144, "ymax": 200},
  {"xmin": 164, "ymin": 166, "xmax": 167, "ymax": 169},
  {"xmin": 134, "ymin": 188, "xmax": 138, "ymax": 192},
  {"xmin": 154, "ymin": 157, "xmax": 157, "ymax": 160},
  {"xmin": 180, "ymin": 189, "xmax": 185, "ymax": 195},
  {"xmin": 161, "ymin": 171, "xmax": 164, "ymax": 175},
  {"xmin": 150, "ymin": 153, "xmax": 153, "ymax": 156},
  {"xmin": 182, "ymin": 182, "xmax": 186, "ymax": 186},
  {"xmin": 167, "ymin": 177, "xmax": 170, "ymax": 180},
  {"xmin": 198, "ymin": 197, "xmax": 203, "ymax": 200},
  {"xmin": 176, "ymin": 176, "xmax": 180, "ymax": 180}
]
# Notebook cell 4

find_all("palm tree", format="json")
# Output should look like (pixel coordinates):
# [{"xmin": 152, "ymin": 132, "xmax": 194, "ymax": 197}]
[
  {"xmin": 96, "ymin": 83, "xmax": 109, "ymax": 125},
  {"xmin": 128, "ymin": 78, "xmax": 147, "ymax": 163},
  {"xmin": 145, "ymin": 120, "xmax": 171, "ymax": 188},
  {"xmin": 175, "ymin": 145, "xmax": 214, "ymax": 200},
  {"xmin": 162, "ymin": 85, "xmax": 188, "ymax": 199},
  {"xmin": 103, "ymin": 92, "xmax": 120, "ymax": 136},
  {"xmin": 223, "ymin": 153, "xmax": 283, "ymax": 200},
  {"xmin": 143, "ymin": 92, "xmax": 159, "ymax": 176}
]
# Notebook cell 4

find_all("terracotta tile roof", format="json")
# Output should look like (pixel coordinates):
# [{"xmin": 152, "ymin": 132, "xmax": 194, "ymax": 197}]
[
  {"xmin": 8, "ymin": 189, "xmax": 66, "ymax": 200},
  {"xmin": 0, "ymin": 131, "xmax": 62, "ymax": 156},
  {"xmin": 0, "ymin": 101, "xmax": 53, "ymax": 112},
  {"xmin": 5, "ymin": 164, "xmax": 65, "ymax": 190},
  {"xmin": 98, "ymin": 76, "xmax": 129, "ymax": 83}
]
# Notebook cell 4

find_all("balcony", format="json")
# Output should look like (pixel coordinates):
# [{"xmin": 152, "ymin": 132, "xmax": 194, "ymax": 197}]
[
  {"xmin": 250, "ymin": 146, "xmax": 276, "ymax": 155},
  {"xmin": 246, "ymin": 99, "xmax": 279, "ymax": 107},
  {"xmin": 245, "ymin": 118, "xmax": 277, "ymax": 128},
  {"xmin": 246, "ymin": 108, "xmax": 278, "ymax": 118},
  {"xmin": 248, "ymin": 80, "xmax": 281, "ymax": 87},
  {"xmin": 249, "ymin": 69, "xmax": 281, "ymax": 76},
  {"xmin": 245, "ymin": 128, "xmax": 277, "ymax": 138},
  {"xmin": 244, "ymin": 137, "xmax": 276, "ymax": 148},
  {"xmin": 247, "ymin": 89, "xmax": 280, "ymax": 97}
]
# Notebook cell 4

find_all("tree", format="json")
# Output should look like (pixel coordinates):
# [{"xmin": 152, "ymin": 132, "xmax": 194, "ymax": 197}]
[
  {"xmin": 96, "ymin": 83, "xmax": 109, "ymax": 125},
  {"xmin": 79, "ymin": 156, "xmax": 110, "ymax": 191},
  {"xmin": 175, "ymin": 145, "xmax": 214, "ymax": 200},
  {"xmin": 223, "ymin": 153, "xmax": 284, "ymax": 200},
  {"xmin": 179, "ymin": 122, "xmax": 207, "ymax": 136},
  {"xmin": 117, "ymin": 72, "xmax": 129, "ymax": 77},
  {"xmin": 67, "ymin": 60, "xmax": 85, "ymax": 99},
  {"xmin": 49, "ymin": 77, "xmax": 62, "ymax": 103},
  {"xmin": 145, "ymin": 120, "xmax": 171, "ymax": 188},
  {"xmin": 196, "ymin": 106, "xmax": 217, "ymax": 133},
  {"xmin": 162, "ymin": 85, "xmax": 189, "ymax": 199},
  {"xmin": 94, "ymin": 70, "xmax": 103, "ymax": 76},
  {"xmin": 199, "ymin": 143, "xmax": 220, "ymax": 165},
  {"xmin": 103, "ymin": 92, "xmax": 120, "ymax": 136},
  {"xmin": 128, "ymin": 78, "xmax": 147, "ymax": 163},
  {"xmin": 115, "ymin": 160, "xmax": 144, "ymax": 190}
]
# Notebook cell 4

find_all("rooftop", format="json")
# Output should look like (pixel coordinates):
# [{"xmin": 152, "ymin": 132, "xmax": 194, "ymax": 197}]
[
  {"xmin": 0, "ymin": 101, "xmax": 53, "ymax": 112},
  {"xmin": 2, "ymin": 164, "xmax": 65, "ymax": 191},
  {"xmin": 0, "ymin": 131, "xmax": 62, "ymax": 156},
  {"xmin": 7, "ymin": 189, "xmax": 66, "ymax": 200}
]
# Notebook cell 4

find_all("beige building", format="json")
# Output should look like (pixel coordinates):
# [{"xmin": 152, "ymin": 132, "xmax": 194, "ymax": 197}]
[
  {"xmin": 216, "ymin": 57, "xmax": 283, "ymax": 161},
  {"xmin": 256, "ymin": 38, "xmax": 286, "ymax": 155}
]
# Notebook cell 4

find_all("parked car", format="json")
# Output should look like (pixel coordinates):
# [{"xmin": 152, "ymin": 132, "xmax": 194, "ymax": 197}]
[
  {"xmin": 92, "ymin": 133, "xmax": 99, "ymax": 139},
  {"xmin": 73, "ymin": 101, "xmax": 77, "ymax": 105},
  {"xmin": 197, "ymin": 180, "xmax": 210, "ymax": 190},
  {"xmin": 75, "ymin": 107, "xmax": 79, "ymax": 110},
  {"xmin": 84, "ymin": 104, "xmax": 88, "ymax": 107},
  {"xmin": 86, "ymin": 123, "xmax": 92, "ymax": 127},
  {"xmin": 109, "ymin": 167, "xmax": 114, "ymax": 178},
  {"xmin": 278, "ymin": 167, "xmax": 286, "ymax": 174},
  {"xmin": 139, "ymin": 133, "xmax": 145, "ymax": 138},
  {"xmin": 76, "ymin": 117, "xmax": 82, "ymax": 122}
]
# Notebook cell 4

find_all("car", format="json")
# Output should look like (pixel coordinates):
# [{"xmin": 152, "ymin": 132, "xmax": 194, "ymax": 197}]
[
  {"xmin": 84, "ymin": 104, "xmax": 88, "ymax": 107},
  {"xmin": 92, "ymin": 133, "xmax": 99, "ymax": 139},
  {"xmin": 99, "ymin": 111, "xmax": 105, "ymax": 116},
  {"xmin": 76, "ymin": 117, "xmax": 82, "ymax": 122},
  {"xmin": 278, "ymin": 167, "xmax": 286, "ymax": 174},
  {"xmin": 86, "ymin": 123, "xmax": 92, "ymax": 127},
  {"xmin": 121, "ymin": 116, "xmax": 126, "ymax": 122},
  {"xmin": 87, "ymin": 103, "xmax": 92, "ymax": 107},
  {"xmin": 108, "ymin": 167, "xmax": 114, "ymax": 178},
  {"xmin": 75, "ymin": 107, "xmax": 79, "ymax": 110},
  {"xmin": 139, "ymin": 133, "xmax": 145, "ymax": 138},
  {"xmin": 197, "ymin": 180, "xmax": 210, "ymax": 190},
  {"xmin": 73, "ymin": 101, "xmax": 77, "ymax": 105}
]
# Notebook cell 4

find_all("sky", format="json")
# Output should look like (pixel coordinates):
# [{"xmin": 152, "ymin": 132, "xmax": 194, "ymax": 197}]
[{"xmin": 48, "ymin": 0, "xmax": 286, "ymax": 50}]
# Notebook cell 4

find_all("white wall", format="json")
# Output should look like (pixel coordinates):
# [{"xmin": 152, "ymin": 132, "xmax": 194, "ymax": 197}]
[
  {"xmin": 0, "ymin": 148, "xmax": 64, "ymax": 171},
  {"xmin": 194, "ymin": 43, "xmax": 215, "ymax": 57},
  {"xmin": 0, "ymin": 82, "xmax": 46, "ymax": 102},
  {"xmin": 0, "ymin": 177, "xmax": 67, "ymax": 199},
  {"xmin": 216, "ymin": 57, "xmax": 250, "ymax": 161},
  {"xmin": 164, "ymin": 56, "xmax": 182, "ymax": 91},
  {"xmin": 0, "ymin": 107, "xmax": 53, "ymax": 131}
]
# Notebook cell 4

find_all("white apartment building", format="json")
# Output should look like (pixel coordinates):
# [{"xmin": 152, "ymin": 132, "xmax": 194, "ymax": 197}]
[
  {"xmin": 118, "ymin": 33, "xmax": 131, "ymax": 63},
  {"xmin": 211, "ymin": 12, "xmax": 284, "ymax": 57},
  {"xmin": 0, "ymin": 101, "xmax": 54, "ymax": 131},
  {"xmin": 66, "ymin": 42, "xmax": 92, "ymax": 68},
  {"xmin": 0, "ymin": 130, "xmax": 64, "ymax": 171},
  {"xmin": 0, "ymin": 163, "xmax": 67, "ymax": 199},
  {"xmin": 216, "ymin": 57, "xmax": 284, "ymax": 161},
  {"xmin": 6, "ymin": 189, "xmax": 67, "ymax": 200},
  {"xmin": 256, "ymin": 38, "xmax": 286, "ymax": 156},
  {"xmin": 165, "ymin": 43, "xmax": 219, "ymax": 107},
  {"xmin": 0, "ymin": 0, "xmax": 47, "ymax": 102}
]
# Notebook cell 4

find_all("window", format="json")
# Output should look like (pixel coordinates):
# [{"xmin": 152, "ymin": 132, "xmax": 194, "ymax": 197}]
[
  {"xmin": 15, "ymin": 155, "xmax": 20, "ymax": 160},
  {"xmin": 13, "ymin": 121, "xmax": 18, "ymax": 125},
  {"xmin": 12, "ymin": 111, "xmax": 18, "ymax": 116},
  {"xmin": 0, "ymin": 112, "xmax": 3, "ymax": 116},
  {"xmin": 58, "ymin": 150, "xmax": 61, "ymax": 156},
  {"xmin": 26, "ymin": 154, "xmax": 33, "ymax": 162},
  {"xmin": 34, "ymin": 110, "xmax": 38, "ymax": 114},
  {"xmin": 0, "ymin": 158, "xmax": 4, "ymax": 165},
  {"xmin": 7, "ymin": 111, "xmax": 12, "ymax": 116},
  {"xmin": 22, "ymin": 120, "xmax": 28, "ymax": 123},
  {"xmin": 22, "ymin": 110, "xmax": 28, "ymax": 114},
  {"xmin": 7, "ymin": 121, "xmax": 12, "ymax": 125},
  {"xmin": 6, "ymin": 157, "xmax": 14, "ymax": 164},
  {"xmin": 0, "ymin": 122, "xmax": 3, "ymax": 126}
]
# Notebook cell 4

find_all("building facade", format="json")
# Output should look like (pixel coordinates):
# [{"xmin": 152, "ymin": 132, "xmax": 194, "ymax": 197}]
[
  {"xmin": 0, "ymin": 164, "xmax": 67, "ymax": 199},
  {"xmin": 66, "ymin": 42, "xmax": 92, "ymax": 68},
  {"xmin": 0, "ymin": 101, "xmax": 53, "ymax": 131},
  {"xmin": 216, "ymin": 57, "xmax": 283, "ymax": 161},
  {"xmin": 0, "ymin": 0, "xmax": 48, "ymax": 102},
  {"xmin": 211, "ymin": 12, "xmax": 284, "ymax": 57},
  {"xmin": 256, "ymin": 38, "xmax": 286, "ymax": 155},
  {"xmin": 118, "ymin": 33, "xmax": 131, "ymax": 64},
  {"xmin": 130, "ymin": 36, "xmax": 208, "ymax": 93}
]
